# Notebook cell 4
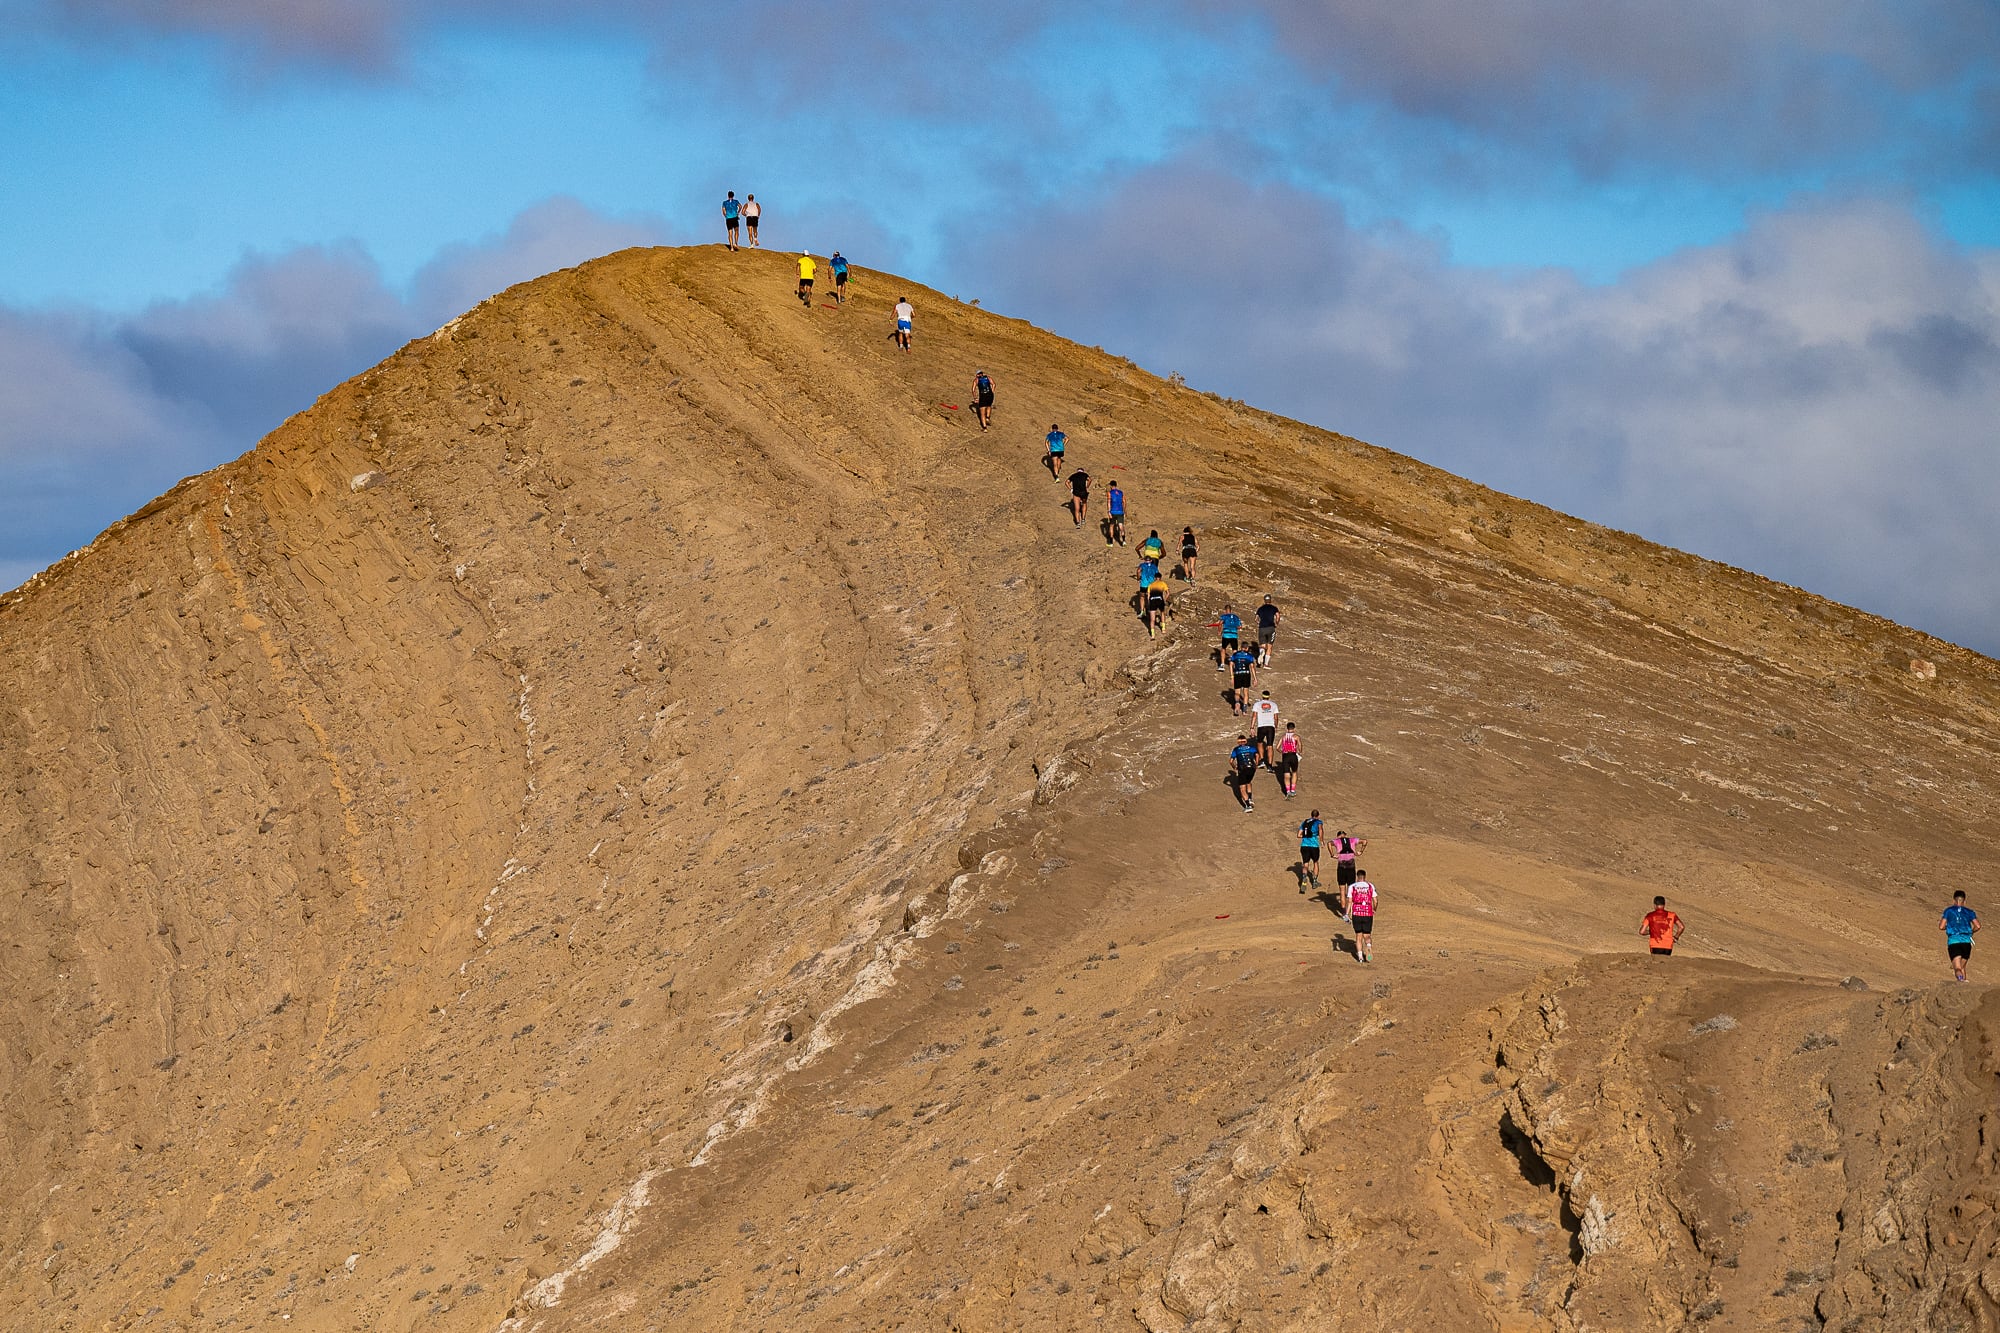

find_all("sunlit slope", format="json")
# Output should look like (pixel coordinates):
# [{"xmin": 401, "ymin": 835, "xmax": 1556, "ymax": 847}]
[{"xmin": 1, "ymin": 245, "xmax": 1995, "ymax": 1331}]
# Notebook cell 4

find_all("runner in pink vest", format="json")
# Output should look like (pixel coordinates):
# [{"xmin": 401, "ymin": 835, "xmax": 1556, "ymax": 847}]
[
  {"xmin": 1276, "ymin": 722, "xmax": 1301, "ymax": 797},
  {"xmin": 1347, "ymin": 872, "xmax": 1378, "ymax": 964},
  {"xmin": 1331, "ymin": 831, "xmax": 1367, "ymax": 891}
]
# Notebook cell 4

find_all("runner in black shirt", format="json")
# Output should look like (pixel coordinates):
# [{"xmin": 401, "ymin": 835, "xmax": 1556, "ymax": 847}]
[{"xmin": 1255, "ymin": 595, "xmax": 1281, "ymax": 667}]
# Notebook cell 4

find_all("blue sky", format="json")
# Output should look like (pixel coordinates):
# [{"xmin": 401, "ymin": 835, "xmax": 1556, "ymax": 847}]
[{"xmin": 3, "ymin": 2, "xmax": 1997, "ymax": 651}]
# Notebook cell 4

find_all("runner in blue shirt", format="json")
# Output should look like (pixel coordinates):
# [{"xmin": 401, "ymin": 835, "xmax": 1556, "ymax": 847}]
[
  {"xmin": 1045, "ymin": 425, "xmax": 1066, "ymax": 480},
  {"xmin": 1107, "ymin": 483, "xmax": 1127, "ymax": 547},
  {"xmin": 1229, "ymin": 645, "xmax": 1257, "ymax": 714},
  {"xmin": 830, "ymin": 251, "xmax": 850, "ymax": 304},
  {"xmin": 722, "ymin": 192, "xmax": 741, "ymax": 250},
  {"xmin": 1941, "ymin": 891, "xmax": 1981, "ymax": 982},
  {"xmin": 1217, "ymin": 605, "xmax": 1243, "ymax": 673},
  {"xmin": 1298, "ymin": 809, "xmax": 1324, "ymax": 892},
  {"xmin": 1228, "ymin": 735, "xmax": 1259, "ymax": 811}
]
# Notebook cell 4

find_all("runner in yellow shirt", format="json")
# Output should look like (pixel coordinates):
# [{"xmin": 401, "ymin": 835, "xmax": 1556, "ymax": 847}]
[
  {"xmin": 797, "ymin": 252, "xmax": 816, "ymax": 307},
  {"xmin": 1145, "ymin": 576, "xmax": 1170, "ymax": 637}
]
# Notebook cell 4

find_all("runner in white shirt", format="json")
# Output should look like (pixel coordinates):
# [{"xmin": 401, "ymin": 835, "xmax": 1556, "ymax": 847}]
[
  {"xmin": 743, "ymin": 194, "xmax": 762, "ymax": 246},
  {"xmin": 893, "ymin": 298, "xmax": 914, "ymax": 351},
  {"xmin": 1250, "ymin": 691, "xmax": 1280, "ymax": 768},
  {"xmin": 1347, "ymin": 873, "xmax": 1378, "ymax": 963}
]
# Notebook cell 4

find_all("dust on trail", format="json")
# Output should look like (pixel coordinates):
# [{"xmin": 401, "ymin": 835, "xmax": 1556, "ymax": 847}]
[{"xmin": 2, "ymin": 245, "xmax": 1997, "ymax": 1332}]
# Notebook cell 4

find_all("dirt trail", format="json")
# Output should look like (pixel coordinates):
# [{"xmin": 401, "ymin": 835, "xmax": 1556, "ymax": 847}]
[{"xmin": 2, "ymin": 246, "xmax": 1997, "ymax": 1331}]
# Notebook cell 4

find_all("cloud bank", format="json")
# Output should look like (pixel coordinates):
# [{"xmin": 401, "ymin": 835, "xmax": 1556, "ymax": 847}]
[
  {"xmin": 1226, "ymin": 0, "xmax": 2000, "ymax": 175},
  {"xmin": 26, "ymin": 0, "xmax": 2000, "ymax": 181},
  {"xmin": 964, "ymin": 169, "xmax": 2000, "ymax": 652}
]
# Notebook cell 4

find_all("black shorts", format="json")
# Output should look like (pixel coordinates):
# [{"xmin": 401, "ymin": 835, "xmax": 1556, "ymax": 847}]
[
  {"xmin": 800, "ymin": 277, "xmax": 813, "ymax": 287},
  {"xmin": 1336, "ymin": 861, "xmax": 1357, "ymax": 887},
  {"xmin": 977, "ymin": 392, "xmax": 994, "ymax": 407},
  {"xmin": 1257, "ymin": 726, "xmax": 1276, "ymax": 745},
  {"xmin": 727, "ymin": 217, "xmax": 739, "ymax": 228},
  {"xmin": 1221, "ymin": 636, "xmax": 1238, "ymax": 654},
  {"xmin": 1233, "ymin": 672, "xmax": 1252, "ymax": 689},
  {"xmin": 1351, "ymin": 915, "xmax": 1373, "ymax": 934},
  {"xmin": 1235, "ymin": 765, "xmax": 1256, "ymax": 785},
  {"xmin": 835, "ymin": 271, "xmax": 848, "ymax": 285},
  {"xmin": 1146, "ymin": 595, "xmax": 1165, "ymax": 613},
  {"xmin": 746, "ymin": 216, "xmax": 759, "ymax": 231},
  {"xmin": 1650, "ymin": 946, "xmax": 1673, "ymax": 956},
  {"xmin": 1301, "ymin": 845, "xmax": 1320, "ymax": 864},
  {"xmin": 1950, "ymin": 941, "xmax": 1973, "ymax": 960},
  {"xmin": 1182, "ymin": 545, "xmax": 1197, "ymax": 559},
  {"xmin": 1279, "ymin": 752, "xmax": 1298, "ymax": 773}
]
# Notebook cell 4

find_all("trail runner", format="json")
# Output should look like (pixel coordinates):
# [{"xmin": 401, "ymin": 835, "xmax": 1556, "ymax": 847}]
[{"xmin": 1942, "ymin": 891, "xmax": 1980, "ymax": 982}]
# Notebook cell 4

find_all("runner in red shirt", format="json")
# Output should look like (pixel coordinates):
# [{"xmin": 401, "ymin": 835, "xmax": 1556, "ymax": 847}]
[{"xmin": 1642, "ymin": 896, "xmax": 1683, "ymax": 956}]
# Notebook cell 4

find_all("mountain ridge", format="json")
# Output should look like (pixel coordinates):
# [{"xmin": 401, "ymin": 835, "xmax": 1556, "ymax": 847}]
[{"xmin": 4, "ymin": 244, "xmax": 1998, "ymax": 1331}]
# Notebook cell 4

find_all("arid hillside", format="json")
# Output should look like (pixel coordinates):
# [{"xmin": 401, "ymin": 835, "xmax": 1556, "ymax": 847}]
[{"xmin": 4, "ymin": 246, "xmax": 1999, "ymax": 1332}]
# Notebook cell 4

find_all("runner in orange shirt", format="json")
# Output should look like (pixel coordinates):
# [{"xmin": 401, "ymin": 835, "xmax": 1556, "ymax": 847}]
[{"xmin": 1642, "ymin": 895, "xmax": 1683, "ymax": 956}]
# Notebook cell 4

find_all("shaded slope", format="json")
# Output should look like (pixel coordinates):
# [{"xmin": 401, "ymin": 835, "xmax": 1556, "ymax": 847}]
[{"xmin": 0, "ymin": 245, "xmax": 1996, "ymax": 1331}]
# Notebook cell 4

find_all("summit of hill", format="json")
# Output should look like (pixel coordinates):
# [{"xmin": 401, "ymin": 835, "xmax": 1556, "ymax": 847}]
[{"xmin": 4, "ymin": 245, "xmax": 2000, "ymax": 1332}]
